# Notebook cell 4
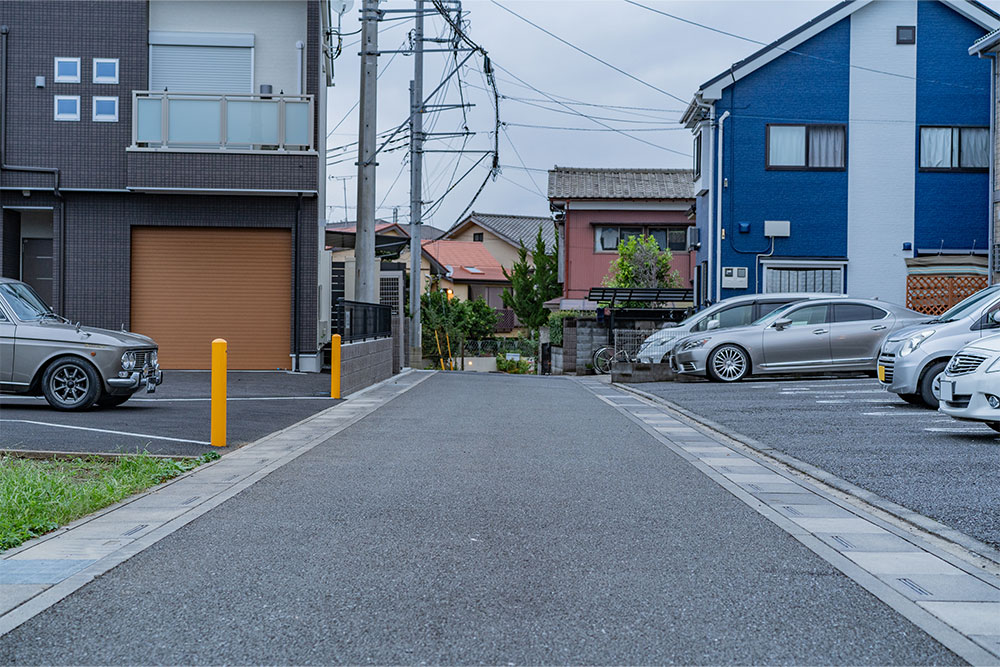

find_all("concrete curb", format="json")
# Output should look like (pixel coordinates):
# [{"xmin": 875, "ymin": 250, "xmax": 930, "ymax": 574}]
[{"xmin": 614, "ymin": 381, "xmax": 1000, "ymax": 573}]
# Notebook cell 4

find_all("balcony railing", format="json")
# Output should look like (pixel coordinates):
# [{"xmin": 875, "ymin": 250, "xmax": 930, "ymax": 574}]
[{"xmin": 131, "ymin": 91, "xmax": 314, "ymax": 152}]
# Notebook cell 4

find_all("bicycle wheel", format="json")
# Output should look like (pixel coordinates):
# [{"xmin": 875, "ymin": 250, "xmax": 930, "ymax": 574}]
[{"xmin": 593, "ymin": 347, "xmax": 614, "ymax": 374}]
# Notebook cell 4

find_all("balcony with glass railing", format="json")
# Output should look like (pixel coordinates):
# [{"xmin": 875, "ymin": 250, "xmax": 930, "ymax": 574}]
[{"xmin": 130, "ymin": 91, "xmax": 314, "ymax": 153}]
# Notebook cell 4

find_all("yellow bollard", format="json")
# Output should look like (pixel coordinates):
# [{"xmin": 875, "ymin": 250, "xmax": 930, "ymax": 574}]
[
  {"xmin": 211, "ymin": 338, "xmax": 227, "ymax": 447},
  {"xmin": 330, "ymin": 334, "xmax": 342, "ymax": 399},
  {"xmin": 446, "ymin": 332, "xmax": 453, "ymax": 371},
  {"xmin": 435, "ymin": 330, "xmax": 445, "ymax": 370}
]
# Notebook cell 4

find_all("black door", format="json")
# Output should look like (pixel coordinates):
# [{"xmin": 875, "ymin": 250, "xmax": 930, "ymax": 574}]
[{"xmin": 21, "ymin": 238, "xmax": 54, "ymax": 305}]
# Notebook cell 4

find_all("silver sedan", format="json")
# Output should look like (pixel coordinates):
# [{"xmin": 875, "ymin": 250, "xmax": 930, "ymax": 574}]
[{"xmin": 673, "ymin": 298, "xmax": 929, "ymax": 382}]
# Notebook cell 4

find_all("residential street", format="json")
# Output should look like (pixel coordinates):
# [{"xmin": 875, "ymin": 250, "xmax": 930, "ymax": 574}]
[{"xmin": 1, "ymin": 372, "xmax": 990, "ymax": 664}]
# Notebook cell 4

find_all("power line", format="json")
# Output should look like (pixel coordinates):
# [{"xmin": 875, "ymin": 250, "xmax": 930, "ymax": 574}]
[
  {"xmin": 623, "ymin": 0, "xmax": 989, "ymax": 93},
  {"xmin": 504, "ymin": 121, "xmax": 688, "ymax": 132},
  {"xmin": 490, "ymin": 0, "xmax": 689, "ymax": 105}
]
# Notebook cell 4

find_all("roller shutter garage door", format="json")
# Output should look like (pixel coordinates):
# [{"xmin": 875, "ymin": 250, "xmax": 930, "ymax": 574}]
[{"xmin": 131, "ymin": 227, "xmax": 291, "ymax": 370}]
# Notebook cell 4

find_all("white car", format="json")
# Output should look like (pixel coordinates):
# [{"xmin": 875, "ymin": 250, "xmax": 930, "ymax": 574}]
[
  {"xmin": 635, "ymin": 292, "xmax": 843, "ymax": 364},
  {"xmin": 938, "ymin": 322, "xmax": 1000, "ymax": 432}
]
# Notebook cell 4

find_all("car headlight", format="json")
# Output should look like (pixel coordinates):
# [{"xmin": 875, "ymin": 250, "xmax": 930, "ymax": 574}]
[
  {"xmin": 150, "ymin": 350, "xmax": 158, "ymax": 367},
  {"xmin": 121, "ymin": 351, "xmax": 136, "ymax": 371},
  {"xmin": 680, "ymin": 337, "xmax": 711, "ymax": 351},
  {"xmin": 898, "ymin": 329, "xmax": 935, "ymax": 358}
]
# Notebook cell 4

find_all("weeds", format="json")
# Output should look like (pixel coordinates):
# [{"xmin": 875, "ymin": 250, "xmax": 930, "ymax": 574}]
[{"xmin": 0, "ymin": 451, "xmax": 220, "ymax": 551}]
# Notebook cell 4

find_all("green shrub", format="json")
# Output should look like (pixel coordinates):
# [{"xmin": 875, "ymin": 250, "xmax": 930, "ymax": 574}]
[
  {"xmin": 548, "ymin": 310, "xmax": 582, "ymax": 347},
  {"xmin": 495, "ymin": 354, "xmax": 533, "ymax": 374}
]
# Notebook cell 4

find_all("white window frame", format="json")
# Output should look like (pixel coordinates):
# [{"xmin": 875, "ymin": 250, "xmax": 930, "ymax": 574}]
[
  {"xmin": 54, "ymin": 57, "xmax": 81, "ymax": 84},
  {"xmin": 92, "ymin": 96, "xmax": 119, "ymax": 122},
  {"xmin": 53, "ymin": 96, "xmax": 81, "ymax": 121},
  {"xmin": 760, "ymin": 259, "xmax": 846, "ymax": 294},
  {"xmin": 92, "ymin": 58, "xmax": 119, "ymax": 84}
]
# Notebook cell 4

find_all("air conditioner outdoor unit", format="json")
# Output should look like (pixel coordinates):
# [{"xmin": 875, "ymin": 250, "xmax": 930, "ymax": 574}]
[{"xmin": 686, "ymin": 226, "xmax": 701, "ymax": 251}]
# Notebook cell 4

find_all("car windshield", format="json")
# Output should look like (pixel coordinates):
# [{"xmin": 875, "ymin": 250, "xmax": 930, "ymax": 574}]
[
  {"xmin": 751, "ymin": 302, "xmax": 797, "ymax": 326},
  {"xmin": 932, "ymin": 286, "xmax": 1000, "ymax": 323},
  {"xmin": 0, "ymin": 282, "xmax": 54, "ymax": 320}
]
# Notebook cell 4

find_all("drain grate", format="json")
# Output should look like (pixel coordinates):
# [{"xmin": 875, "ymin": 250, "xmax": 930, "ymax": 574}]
[
  {"xmin": 181, "ymin": 496, "xmax": 200, "ymax": 506},
  {"xmin": 897, "ymin": 577, "xmax": 933, "ymax": 596},
  {"xmin": 829, "ymin": 535, "xmax": 855, "ymax": 550},
  {"xmin": 121, "ymin": 524, "xmax": 148, "ymax": 537}
]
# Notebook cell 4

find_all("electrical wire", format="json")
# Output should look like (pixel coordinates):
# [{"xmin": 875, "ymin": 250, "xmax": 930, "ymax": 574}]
[{"xmin": 504, "ymin": 121, "xmax": 688, "ymax": 132}]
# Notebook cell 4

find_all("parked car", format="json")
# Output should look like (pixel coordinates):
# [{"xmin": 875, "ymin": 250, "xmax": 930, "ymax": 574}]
[
  {"xmin": 938, "ymin": 327, "xmax": 1000, "ymax": 432},
  {"xmin": 878, "ymin": 284, "xmax": 1000, "ymax": 409},
  {"xmin": 0, "ymin": 278, "xmax": 162, "ymax": 410},
  {"xmin": 635, "ymin": 292, "xmax": 843, "ymax": 364},
  {"xmin": 673, "ymin": 298, "xmax": 927, "ymax": 382}
]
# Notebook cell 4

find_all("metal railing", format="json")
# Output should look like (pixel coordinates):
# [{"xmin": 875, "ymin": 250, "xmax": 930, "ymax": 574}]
[
  {"xmin": 613, "ymin": 329, "xmax": 659, "ymax": 360},
  {"xmin": 463, "ymin": 337, "xmax": 537, "ymax": 358},
  {"xmin": 131, "ymin": 91, "xmax": 314, "ymax": 152},
  {"xmin": 336, "ymin": 299, "xmax": 392, "ymax": 342}
]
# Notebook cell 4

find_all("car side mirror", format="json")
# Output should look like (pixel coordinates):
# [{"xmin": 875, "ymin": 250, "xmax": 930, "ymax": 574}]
[
  {"xmin": 991, "ymin": 311, "xmax": 1000, "ymax": 325},
  {"xmin": 706, "ymin": 319, "xmax": 720, "ymax": 331},
  {"xmin": 773, "ymin": 318, "xmax": 792, "ymax": 331}
]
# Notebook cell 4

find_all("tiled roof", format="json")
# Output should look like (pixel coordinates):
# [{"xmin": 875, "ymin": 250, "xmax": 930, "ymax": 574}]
[
  {"xmin": 421, "ymin": 240, "xmax": 508, "ymax": 282},
  {"xmin": 547, "ymin": 167, "xmax": 694, "ymax": 200},
  {"xmin": 325, "ymin": 220, "xmax": 404, "ymax": 235},
  {"xmin": 458, "ymin": 212, "xmax": 556, "ymax": 251}
]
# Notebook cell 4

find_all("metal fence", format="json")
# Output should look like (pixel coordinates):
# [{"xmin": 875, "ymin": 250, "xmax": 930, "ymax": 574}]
[
  {"xmin": 463, "ymin": 337, "xmax": 537, "ymax": 358},
  {"xmin": 612, "ymin": 329, "xmax": 659, "ymax": 360},
  {"xmin": 336, "ymin": 298, "xmax": 392, "ymax": 342}
]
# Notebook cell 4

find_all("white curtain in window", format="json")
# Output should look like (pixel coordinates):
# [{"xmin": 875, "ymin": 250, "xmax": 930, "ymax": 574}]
[
  {"xmin": 596, "ymin": 227, "xmax": 618, "ymax": 252},
  {"xmin": 920, "ymin": 127, "xmax": 953, "ymax": 168},
  {"xmin": 769, "ymin": 126, "xmax": 806, "ymax": 166},
  {"xmin": 808, "ymin": 126, "xmax": 845, "ymax": 168},
  {"xmin": 960, "ymin": 128, "xmax": 989, "ymax": 169}
]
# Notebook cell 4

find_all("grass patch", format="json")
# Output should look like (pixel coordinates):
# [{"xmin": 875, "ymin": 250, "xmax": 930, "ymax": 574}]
[{"xmin": 0, "ymin": 451, "xmax": 220, "ymax": 551}]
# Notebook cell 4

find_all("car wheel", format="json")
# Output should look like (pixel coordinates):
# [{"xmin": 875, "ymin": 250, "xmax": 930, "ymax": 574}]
[
  {"xmin": 917, "ymin": 360, "xmax": 948, "ymax": 410},
  {"xmin": 97, "ymin": 393, "xmax": 131, "ymax": 408},
  {"xmin": 899, "ymin": 393, "xmax": 924, "ymax": 406},
  {"xmin": 41, "ymin": 357, "xmax": 100, "ymax": 411},
  {"xmin": 707, "ymin": 345, "xmax": 750, "ymax": 382}
]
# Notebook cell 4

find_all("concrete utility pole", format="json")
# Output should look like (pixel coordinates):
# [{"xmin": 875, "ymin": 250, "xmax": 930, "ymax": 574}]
[
  {"xmin": 355, "ymin": 0, "xmax": 379, "ymax": 303},
  {"xmin": 408, "ymin": 0, "xmax": 425, "ymax": 367}
]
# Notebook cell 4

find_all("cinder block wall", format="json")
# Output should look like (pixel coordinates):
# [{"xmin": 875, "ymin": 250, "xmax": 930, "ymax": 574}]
[
  {"xmin": 574, "ymin": 320, "xmax": 606, "ymax": 375},
  {"xmin": 341, "ymin": 338, "xmax": 394, "ymax": 396}
]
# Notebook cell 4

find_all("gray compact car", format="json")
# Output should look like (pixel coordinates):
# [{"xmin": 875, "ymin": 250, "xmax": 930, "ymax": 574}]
[
  {"xmin": 878, "ymin": 284, "xmax": 1000, "ymax": 409},
  {"xmin": 0, "ymin": 278, "xmax": 162, "ymax": 410},
  {"xmin": 673, "ymin": 297, "xmax": 928, "ymax": 382}
]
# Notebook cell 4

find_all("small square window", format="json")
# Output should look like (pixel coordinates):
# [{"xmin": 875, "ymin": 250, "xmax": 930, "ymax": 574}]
[
  {"xmin": 896, "ymin": 25, "xmax": 916, "ymax": 45},
  {"xmin": 54, "ymin": 95, "xmax": 80, "ymax": 121},
  {"xmin": 54, "ymin": 57, "xmax": 81, "ymax": 83},
  {"xmin": 93, "ymin": 58, "xmax": 119, "ymax": 84},
  {"xmin": 93, "ymin": 96, "xmax": 118, "ymax": 122},
  {"xmin": 473, "ymin": 232, "xmax": 484, "ymax": 242}
]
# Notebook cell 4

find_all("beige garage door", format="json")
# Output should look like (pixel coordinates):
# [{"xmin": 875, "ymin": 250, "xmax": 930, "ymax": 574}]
[{"xmin": 131, "ymin": 227, "xmax": 291, "ymax": 370}]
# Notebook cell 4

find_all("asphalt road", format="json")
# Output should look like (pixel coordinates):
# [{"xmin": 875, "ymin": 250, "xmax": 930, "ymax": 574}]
[
  {"xmin": 0, "ymin": 371, "xmax": 340, "ymax": 456},
  {"xmin": 0, "ymin": 373, "xmax": 959, "ymax": 664},
  {"xmin": 631, "ymin": 375, "xmax": 1000, "ymax": 552}
]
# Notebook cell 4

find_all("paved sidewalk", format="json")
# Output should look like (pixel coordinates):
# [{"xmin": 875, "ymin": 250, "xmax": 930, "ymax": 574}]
[{"xmin": 0, "ymin": 372, "xmax": 997, "ymax": 664}]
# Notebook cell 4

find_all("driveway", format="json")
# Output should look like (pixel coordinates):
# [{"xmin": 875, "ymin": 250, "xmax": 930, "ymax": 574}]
[
  {"xmin": 0, "ymin": 371, "xmax": 341, "ymax": 457},
  {"xmin": 629, "ymin": 375, "xmax": 1000, "ymax": 551}
]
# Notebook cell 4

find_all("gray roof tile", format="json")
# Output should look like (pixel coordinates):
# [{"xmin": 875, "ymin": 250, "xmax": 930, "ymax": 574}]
[
  {"xmin": 452, "ymin": 212, "xmax": 557, "ymax": 251},
  {"xmin": 547, "ymin": 167, "xmax": 694, "ymax": 200}
]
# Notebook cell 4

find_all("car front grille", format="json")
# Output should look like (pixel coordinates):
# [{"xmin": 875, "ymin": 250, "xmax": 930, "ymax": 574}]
[
  {"xmin": 681, "ymin": 362, "xmax": 697, "ymax": 373},
  {"xmin": 878, "ymin": 352, "xmax": 895, "ymax": 384},
  {"xmin": 945, "ymin": 395, "xmax": 972, "ymax": 409},
  {"xmin": 133, "ymin": 349, "xmax": 157, "ymax": 370},
  {"xmin": 947, "ymin": 353, "xmax": 987, "ymax": 376}
]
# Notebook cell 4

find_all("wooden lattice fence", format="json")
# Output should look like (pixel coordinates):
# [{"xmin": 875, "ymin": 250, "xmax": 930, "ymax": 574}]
[{"xmin": 906, "ymin": 274, "xmax": 987, "ymax": 315}]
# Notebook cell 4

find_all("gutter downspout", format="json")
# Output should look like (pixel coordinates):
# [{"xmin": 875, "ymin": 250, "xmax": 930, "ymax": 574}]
[
  {"xmin": 1, "ymin": 25, "xmax": 65, "ymax": 308},
  {"xmin": 716, "ymin": 110, "xmax": 730, "ymax": 303},
  {"xmin": 296, "ymin": 40, "xmax": 304, "ymax": 95},
  {"xmin": 990, "ymin": 52, "xmax": 996, "ymax": 284},
  {"xmin": 704, "ymin": 108, "xmax": 715, "ymax": 306}
]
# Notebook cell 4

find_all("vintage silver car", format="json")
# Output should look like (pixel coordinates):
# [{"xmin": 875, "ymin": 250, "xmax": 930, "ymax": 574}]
[
  {"xmin": 0, "ymin": 278, "xmax": 162, "ymax": 410},
  {"xmin": 673, "ymin": 297, "xmax": 928, "ymax": 382}
]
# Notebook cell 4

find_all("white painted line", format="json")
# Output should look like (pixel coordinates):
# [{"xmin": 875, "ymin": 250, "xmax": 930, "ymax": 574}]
[
  {"xmin": 127, "ymin": 397, "xmax": 338, "ymax": 402},
  {"xmin": 925, "ymin": 427, "xmax": 995, "ymax": 434},
  {"xmin": 0, "ymin": 420, "xmax": 210, "ymax": 445},
  {"xmin": 862, "ymin": 412, "xmax": 943, "ymax": 418},
  {"xmin": 816, "ymin": 399, "xmax": 900, "ymax": 404}
]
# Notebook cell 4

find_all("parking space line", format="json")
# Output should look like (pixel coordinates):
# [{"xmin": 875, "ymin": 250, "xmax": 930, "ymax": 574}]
[{"xmin": 0, "ymin": 420, "xmax": 210, "ymax": 445}]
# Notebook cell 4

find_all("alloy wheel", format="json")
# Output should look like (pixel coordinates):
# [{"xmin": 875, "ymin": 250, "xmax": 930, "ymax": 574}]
[
  {"xmin": 50, "ymin": 365, "xmax": 90, "ymax": 405},
  {"xmin": 712, "ymin": 346, "xmax": 747, "ymax": 381}
]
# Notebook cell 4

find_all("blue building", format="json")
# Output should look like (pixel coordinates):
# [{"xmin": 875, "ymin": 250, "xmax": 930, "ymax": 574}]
[{"xmin": 682, "ymin": 0, "xmax": 999, "ymax": 310}]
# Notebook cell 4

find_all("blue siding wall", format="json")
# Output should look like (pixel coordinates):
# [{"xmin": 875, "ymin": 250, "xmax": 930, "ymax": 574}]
[
  {"xmin": 914, "ymin": 1, "xmax": 991, "ymax": 253},
  {"xmin": 714, "ymin": 17, "xmax": 851, "ymax": 298}
]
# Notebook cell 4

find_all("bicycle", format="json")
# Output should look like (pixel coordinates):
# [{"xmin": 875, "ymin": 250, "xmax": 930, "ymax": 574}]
[{"xmin": 592, "ymin": 346, "xmax": 635, "ymax": 374}]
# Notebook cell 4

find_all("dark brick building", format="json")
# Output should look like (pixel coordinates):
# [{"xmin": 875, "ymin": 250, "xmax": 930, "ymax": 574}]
[{"xmin": 0, "ymin": 0, "xmax": 333, "ymax": 370}]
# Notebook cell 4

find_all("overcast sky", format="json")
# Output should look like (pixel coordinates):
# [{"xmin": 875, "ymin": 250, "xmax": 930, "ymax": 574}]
[{"xmin": 324, "ymin": 0, "xmax": 1000, "ymax": 231}]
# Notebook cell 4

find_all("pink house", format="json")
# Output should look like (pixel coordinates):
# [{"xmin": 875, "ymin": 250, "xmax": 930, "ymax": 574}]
[{"xmin": 547, "ymin": 167, "xmax": 695, "ymax": 307}]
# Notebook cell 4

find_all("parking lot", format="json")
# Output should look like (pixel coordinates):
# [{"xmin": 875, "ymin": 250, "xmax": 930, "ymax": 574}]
[
  {"xmin": 631, "ymin": 375, "xmax": 1000, "ymax": 552},
  {"xmin": 0, "ymin": 371, "xmax": 340, "ymax": 457}
]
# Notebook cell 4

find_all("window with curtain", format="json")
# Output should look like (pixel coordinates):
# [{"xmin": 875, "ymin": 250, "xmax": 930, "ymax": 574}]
[
  {"xmin": 594, "ymin": 226, "xmax": 690, "ymax": 253},
  {"xmin": 767, "ymin": 124, "xmax": 846, "ymax": 169},
  {"xmin": 765, "ymin": 267, "xmax": 843, "ymax": 294},
  {"xmin": 920, "ymin": 126, "xmax": 988, "ymax": 170}
]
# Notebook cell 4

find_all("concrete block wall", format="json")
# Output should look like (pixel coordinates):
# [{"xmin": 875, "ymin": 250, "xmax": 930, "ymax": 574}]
[
  {"xmin": 573, "ymin": 320, "xmax": 606, "ymax": 375},
  {"xmin": 340, "ymin": 338, "xmax": 393, "ymax": 397},
  {"xmin": 562, "ymin": 320, "xmax": 577, "ymax": 375},
  {"xmin": 550, "ymin": 347, "xmax": 563, "ymax": 375}
]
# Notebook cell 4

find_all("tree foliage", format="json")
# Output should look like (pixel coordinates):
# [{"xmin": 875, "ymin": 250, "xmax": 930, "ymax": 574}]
[
  {"xmin": 501, "ymin": 227, "xmax": 561, "ymax": 331},
  {"xmin": 602, "ymin": 234, "xmax": 680, "ymax": 289},
  {"xmin": 420, "ymin": 287, "xmax": 499, "ymax": 365}
]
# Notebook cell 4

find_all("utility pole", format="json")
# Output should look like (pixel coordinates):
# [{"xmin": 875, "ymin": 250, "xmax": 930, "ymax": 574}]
[
  {"xmin": 355, "ymin": 0, "xmax": 379, "ymax": 303},
  {"xmin": 408, "ymin": 0, "xmax": 425, "ymax": 367}
]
